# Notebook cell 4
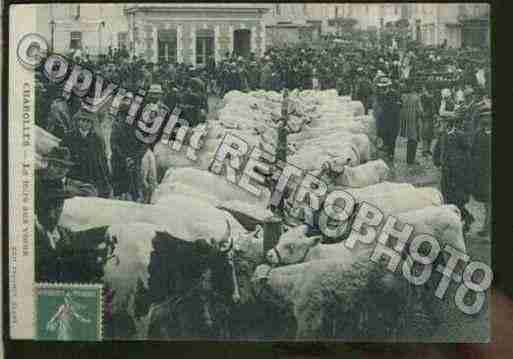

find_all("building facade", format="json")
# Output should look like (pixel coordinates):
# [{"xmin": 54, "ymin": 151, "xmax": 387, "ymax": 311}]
[
  {"xmin": 262, "ymin": 4, "xmax": 320, "ymax": 46},
  {"xmin": 263, "ymin": 4, "xmax": 410, "ymax": 42},
  {"xmin": 263, "ymin": 3, "xmax": 489, "ymax": 49},
  {"xmin": 33, "ymin": 3, "xmax": 491, "ymax": 61},
  {"xmin": 124, "ymin": 4, "xmax": 270, "ymax": 66},
  {"xmin": 35, "ymin": 3, "xmax": 271, "ymax": 65},
  {"xmin": 330, "ymin": 3, "xmax": 405, "ymax": 31},
  {"xmin": 411, "ymin": 3, "xmax": 490, "ymax": 48},
  {"xmin": 36, "ymin": 4, "xmax": 128, "ymax": 57}
]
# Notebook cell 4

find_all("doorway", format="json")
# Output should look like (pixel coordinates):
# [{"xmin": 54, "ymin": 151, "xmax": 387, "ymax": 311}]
[
  {"xmin": 233, "ymin": 29, "xmax": 251, "ymax": 57},
  {"xmin": 158, "ymin": 29, "xmax": 177, "ymax": 63},
  {"xmin": 196, "ymin": 29, "xmax": 215, "ymax": 67}
]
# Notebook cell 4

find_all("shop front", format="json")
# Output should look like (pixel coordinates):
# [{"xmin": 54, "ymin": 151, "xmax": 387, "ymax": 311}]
[{"xmin": 124, "ymin": 4, "xmax": 271, "ymax": 66}]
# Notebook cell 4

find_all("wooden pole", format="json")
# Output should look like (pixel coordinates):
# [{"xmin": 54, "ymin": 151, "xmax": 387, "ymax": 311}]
[
  {"xmin": 272, "ymin": 89, "xmax": 289, "ymax": 218},
  {"xmin": 277, "ymin": 89, "xmax": 289, "ymax": 163},
  {"xmin": 263, "ymin": 215, "xmax": 283, "ymax": 256}
]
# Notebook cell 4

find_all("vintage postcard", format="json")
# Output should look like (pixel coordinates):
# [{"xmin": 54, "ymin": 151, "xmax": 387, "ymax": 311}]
[{"xmin": 8, "ymin": 3, "xmax": 491, "ymax": 342}]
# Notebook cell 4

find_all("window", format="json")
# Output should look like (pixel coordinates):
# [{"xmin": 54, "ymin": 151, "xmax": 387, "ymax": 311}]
[
  {"xmin": 70, "ymin": 31, "xmax": 82, "ymax": 50},
  {"xmin": 276, "ymin": 4, "xmax": 281, "ymax": 16},
  {"xmin": 118, "ymin": 32, "xmax": 128, "ymax": 49},
  {"xmin": 132, "ymin": 27, "xmax": 137, "ymax": 43},
  {"xmin": 158, "ymin": 29, "xmax": 177, "ymax": 63},
  {"xmin": 196, "ymin": 29, "xmax": 214, "ymax": 66}
]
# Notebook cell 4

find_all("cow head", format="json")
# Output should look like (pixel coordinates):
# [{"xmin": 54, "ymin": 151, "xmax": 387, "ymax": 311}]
[{"xmin": 265, "ymin": 233, "xmax": 322, "ymax": 265}]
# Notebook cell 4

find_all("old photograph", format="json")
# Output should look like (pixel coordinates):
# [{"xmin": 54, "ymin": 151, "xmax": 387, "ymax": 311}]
[{"xmin": 8, "ymin": 3, "xmax": 491, "ymax": 342}]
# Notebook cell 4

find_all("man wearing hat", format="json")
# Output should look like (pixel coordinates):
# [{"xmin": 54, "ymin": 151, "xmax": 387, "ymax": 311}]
[
  {"xmin": 35, "ymin": 177, "xmax": 115, "ymax": 283},
  {"xmin": 180, "ymin": 78, "xmax": 206, "ymax": 128},
  {"xmin": 372, "ymin": 76, "xmax": 393, "ymax": 150},
  {"xmin": 399, "ymin": 80, "xmax": 424, "ymax": 165},
  {"xmin": 470, "ymin": 101, "xmax": 492, "ymax": 237},
  {"xmin": 110, "ymin": 87, "xmax": 157, "ymax": 202},
  {"xmin": 381, "ymin": 78, "xmax": 403, "ymax": 162},
  {"xmin": 38, "ymin": 146, "xmax": 98, "ymax": 197},
  {"xmin": 353, "ymin": 67, "xmax": 373, "ymax": 115},
  {"xmin": 455, "ymin": 83, "xmax": 481, "ymax": 137},
  {"xmin": 147, "ymin": 84, "xmax": 170, "ymax": 112},
  {"xmin": 420, "ymin": 83, "xmax": 437, "ymax": 157},
  {"xmin": 260, "ymin": 58, "xmax": 273, "ymax": 91},
  {"xmin": 433, "ymin": 96, "xmax": 475, "ymax": 235},
  {"xmin": 45, "ymin": 94, "xmax": 76, "ymax": 140},
  {"xmin": 35, "ymin": 178, "xmax": 76, "ymax": 282},
  {"xmin": 140, "ymin": 64, "xmax": 153, "ymax": 89},
  {"xmin": 61, "ymin": 108, "xmax": 112, "ymax": 198}
]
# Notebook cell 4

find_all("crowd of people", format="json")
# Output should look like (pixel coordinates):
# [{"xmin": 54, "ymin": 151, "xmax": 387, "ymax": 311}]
[{"xmin": 34, "ymin": 37, "xmax": 491, "ymax": 284}]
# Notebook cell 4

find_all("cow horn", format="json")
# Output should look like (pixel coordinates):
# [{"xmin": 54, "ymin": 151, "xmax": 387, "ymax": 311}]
[
  {"xmin": 219, "ymin": 219, "xmax": 233, "ymax": 253},
  {"xmin": 222, "ymin": 219, "xmax": 231, "ymax": 241}
]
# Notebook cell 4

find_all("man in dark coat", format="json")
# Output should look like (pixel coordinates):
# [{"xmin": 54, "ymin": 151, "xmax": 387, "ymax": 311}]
[
  {"xmin": 420, "ymin": 83, "xmax": 438, "ymax": 156},
  {"xmin": 110, "ymin": 92, "xmax": 154, "ymax": 202},
  {"xmin": 35, "ymin": 179, "xmax": 77, "ymax": 283},
  {"xmin": 35, "ymin": 179, "xmax": 113, "ymax": 283},
  {"xmin": 353, "ymin": 68, "xmax": 373, "ymax": 115},
  {"xmin": 399, "ymin": 80, "xmax": 424, "ymax": 165},
  {"xmin": 433, "ymin": 110, "xmax": 474, "ymax": 234},
  {"xmin": 61, "ymin": 109, "xmax": 112, "ymax": 198},
  {"xmin": 260, "ymin": 59, "xmax": 273, "ymax": 91},
  {"xmin": 372, "ymin": 76, "xmax": 391, "ymax": 152},
  {"xmin": 381, "ymin": 79, "xmax": 402, "ymax": 162},
  {"xmin": 38, "ymin": 146, "xmax": 98, "ymax": 197},
  {"xmin": 471, "ymin": 101, "xmax": 492, "ymax": 237},
  {"xmin": 45, "ymin": 96, "xmax": 76, "ymax": 140},
  {"xmin": 181, "ymin": 78, "xmax": 206, "ymax": 128}
]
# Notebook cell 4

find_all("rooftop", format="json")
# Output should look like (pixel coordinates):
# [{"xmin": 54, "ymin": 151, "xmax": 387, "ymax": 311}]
[{"xmin": 124, "ymin": 3, "xmax": 272, "ymax": 13}]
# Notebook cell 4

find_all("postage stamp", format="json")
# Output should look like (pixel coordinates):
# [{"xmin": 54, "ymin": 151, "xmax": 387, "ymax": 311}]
[
  {"xmin": 7, "ymin": 3, "xmax": 492, "ymax": 343},
  {"xmin": 35, "ymin": 284, "xmax": 103, "ymax": 341}
]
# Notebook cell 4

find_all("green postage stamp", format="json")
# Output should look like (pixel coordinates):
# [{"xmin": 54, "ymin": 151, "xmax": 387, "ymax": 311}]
[{"xmin": 35, "ymin": 284, "xmax": 103, "ymax": 341}]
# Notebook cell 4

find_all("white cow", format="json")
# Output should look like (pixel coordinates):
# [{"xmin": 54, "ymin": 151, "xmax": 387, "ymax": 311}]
[
  {"xmin": 327, "ymin": 159, "xmax": 390, "ymax": 188},
  {"xmin": 267, "ymin": 205, "xmax": 465, "ymax": 266},
  {"xmin": 344, "ymin": 182, "xmax": 415, "ymax": 198},
  {"xmin": 348, "ymin": 186, "xmax": 443, "ymax": 216},
  {"xmin": 297, "ymin": 133, "xmax": 372, "ymax": 164},
  {"xmin": 60, "ymin": 195, "xmax": 246, "ymax": 247},
  {"xmin": 289, "ymin": 143, "xmax": 361, "ymax": 171},
  {"xmin": 102, "ymin": 221, "xmax": 238, "ymax": 339},
  {"xmin": 152, "ymin": 167, "xmax": 271, "ymax": 207},
  {"xmin": 251, "ymin": 258, "xmax": 398, "ymax": 339}
]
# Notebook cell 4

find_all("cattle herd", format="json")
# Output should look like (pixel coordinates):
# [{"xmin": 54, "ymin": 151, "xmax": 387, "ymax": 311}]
[{"xmin": 36, "ymin": 89, "xmax": 477, "ymax": 341}]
